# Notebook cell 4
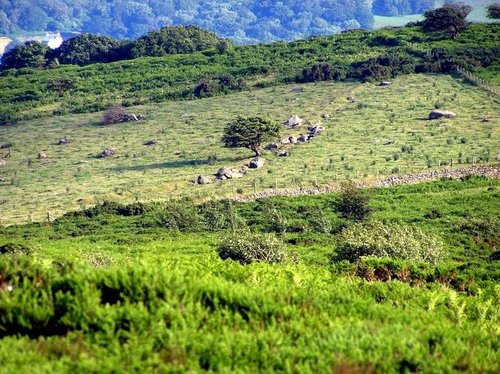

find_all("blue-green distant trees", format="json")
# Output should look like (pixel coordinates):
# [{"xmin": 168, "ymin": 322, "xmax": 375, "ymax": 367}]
[
  {"xmin": 372, "ymin": 0, "xmax": 436, "ymax": 16},
  {"xmin": 0, "ymin": 0, "xmax": 376, "ymax": 41}
]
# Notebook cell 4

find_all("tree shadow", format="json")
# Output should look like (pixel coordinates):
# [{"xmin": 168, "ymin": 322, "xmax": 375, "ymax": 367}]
[{"xmin": 111, "ymin": 157, "xmax": 241, "ymax": 172}]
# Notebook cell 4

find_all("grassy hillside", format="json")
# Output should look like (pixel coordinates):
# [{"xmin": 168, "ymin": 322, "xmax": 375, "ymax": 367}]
[
  {"xmin": 0, "ymin": 74, "xmax": 498, "ymax": 225},
  {"xmin": 1, "ymin": 23, "xmax": 498, "ymax": 125},
  {"xmin": 0, "ymin": 176, "xmax": 498, "ymax": 372}
]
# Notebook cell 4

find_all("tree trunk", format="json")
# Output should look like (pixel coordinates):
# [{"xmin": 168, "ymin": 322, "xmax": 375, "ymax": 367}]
[{"xmin": 251, "ymin": 144, "xmax": 260, "ymax": 157}]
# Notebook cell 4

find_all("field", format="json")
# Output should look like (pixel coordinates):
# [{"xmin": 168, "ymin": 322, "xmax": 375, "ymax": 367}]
[
  {"xmin": 0, "ymin": 74, "xmax": 498, "ymax": 225},
  {"xmin": 373, "ymin": 0, "xmax": 500, "ymax": 28},
  {"xmin": 0, "ymin": 176, "xmax": 499, "ymax": 372}
]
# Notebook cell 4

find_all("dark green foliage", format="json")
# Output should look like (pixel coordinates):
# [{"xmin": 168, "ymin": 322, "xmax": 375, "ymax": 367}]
[
  {"xmin": 154, "ymin": 200, "xmax": 201, "ymax": 231},
  {"xmin": 487, "ymin": 4, "xmax": 500, "ymax": 18},
  {"xmin": 423, "ymin": 4, "xmax": 472, "ymax": 38},
  {"xmin": 130, "ymin": 26, "xmax": 223, "ymax": 58},
  {"xmin": 199, "ymin": 200, "xmax": 243, "ymax": 231},
  {"xmin": 301, "ymin": 63, "xmax": 347, "ymax": 83},
  {"xmin": 46, "ymin": 77, "xmax": 77, "ymax": 97},
  {"xmin": 0, "ymin": 243, "xmax": 32, "ymax": 256},
  {"xmin": 218, "ymin": 233, "xmax": 287, "ymax": 264},
  {"xmin": 222, "ymin": 116, "xmax": 281, "ymax": 157},
  {"xmin": 335, "ymin": 182, "xmax": 371, "ymax": 221},
  {"xmin": 0, "ymin": 41, "xmax": 48, "ymax": 70},
  {"xmin": 55, "ymin": 34, "xmax": 122, "ymax": 65}
]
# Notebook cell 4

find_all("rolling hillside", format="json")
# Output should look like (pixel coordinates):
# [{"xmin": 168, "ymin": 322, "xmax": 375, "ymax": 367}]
[{"xmin": 0, "ymin": 74, "xmax": 498, "ymax": 225}]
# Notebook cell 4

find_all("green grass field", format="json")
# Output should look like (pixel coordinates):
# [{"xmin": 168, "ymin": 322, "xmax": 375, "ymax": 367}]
[
  {"xmin": 0, "ymin": 176, "xmax": 498, "ymax": 372},
  {"xmin": 0, "ymin": 74, "xmax": 498, "ymax": 225}
]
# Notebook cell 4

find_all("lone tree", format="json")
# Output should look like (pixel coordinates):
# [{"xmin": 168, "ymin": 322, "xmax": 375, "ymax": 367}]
[
  {"xmin": 487, "ymin": 4, "xmax": 500, "ymax": 19},
  {"xmin": 335, "ymin": 182, "xmax": 371, "ymax": 221},
  {"xmin": 423, "ymin": 3, "xmax": 472, "ymax": 38},
  {"xmin": 222, "ymin": 116, "xmax": 281, "ymax": 157}
]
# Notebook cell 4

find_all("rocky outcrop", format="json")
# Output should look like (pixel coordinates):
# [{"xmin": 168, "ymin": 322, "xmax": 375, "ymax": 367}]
[
  {"xmin": 429, "ymin": 110, "xmax": 456, "ymax": 120},
  {"xmin": 249, "ymin": 157, "xmax": 265, "ymax": 169},
  {"xmin": 100, "ymin": 147, "xmax": 117, "ymax": 158}
]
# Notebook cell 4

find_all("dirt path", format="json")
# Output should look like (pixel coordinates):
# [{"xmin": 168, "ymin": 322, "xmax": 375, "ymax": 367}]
[{"xmin": 231, "ymin": 165, "xmax": 500, "ymax": 202}]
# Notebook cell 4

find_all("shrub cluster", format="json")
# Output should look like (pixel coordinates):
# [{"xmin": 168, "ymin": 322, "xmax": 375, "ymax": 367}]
[
  {"xmin": 218, "ymin": 234, "xmax": 287, "ymax": 265},
  {"xmin": 335, "ymin": 221, "xmax": 443, "ymax": 264}
]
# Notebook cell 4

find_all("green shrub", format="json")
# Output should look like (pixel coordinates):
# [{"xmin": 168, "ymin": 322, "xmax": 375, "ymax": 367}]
[
  {"xmin": 261, "ymin": 202, "xmax": 288, "ymax": 235},
  {"xmin": 155, "ymin": 200, "xmax": 201, "ymax": 231},
  {"xmin": 200, "ymin": 200, "xmax": 244, "ymax": 231},
  {"xmin": 218, "ymin": 233, "xmax": 287, "ymax": 264},
  {"xmin": 335, "ymin": 182, "xmax": 371, "ymax": 221},
  {"xmin": 334, "ymin": 221, "xmax": 443, "ymax": 264},
  {"xmin": 0, "ymin": 243, "xmax": 32, "ymax": 256}
]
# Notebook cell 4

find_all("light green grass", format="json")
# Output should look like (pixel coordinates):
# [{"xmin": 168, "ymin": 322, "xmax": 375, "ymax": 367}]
[
  {"xmin": 0, "ymin": 74, "xmax": 498, "ymax": 225},
  {"xmin": 373, "ymin": 1, "xmax": 499, "ymax": 29}
]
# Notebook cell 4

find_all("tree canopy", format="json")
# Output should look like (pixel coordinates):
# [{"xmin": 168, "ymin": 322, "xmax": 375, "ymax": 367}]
[
  {"xmin": 130, "ymin": 26, "xmax": 224, "ymax": 58},
  {"xmin": 487, "ymin": 4, "xmax": 500, "ymax": 19},
  {"xmin": 222, "ymin": 116, "xmax": 281, "ymax": 157},
  {"xmin": 0, "ymin": 41, "xmax": 47, "ymax": 69},
  {"xmin": 423, "ymin": 3, "xmax": 472, "ymax": 38},
  {"xmin": 0, "ymin": 0, "xmax": 374, "ymax": 43}
]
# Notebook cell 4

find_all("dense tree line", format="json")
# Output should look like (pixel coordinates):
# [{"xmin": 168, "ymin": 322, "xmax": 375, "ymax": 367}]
[
  {"xmin": 1, "ymin": 26, "xmax": 225, "ymax": 69},
  {"xmin": 0, "ymin": 0, "xmax": 374, "ymax": 43},
  {"xmin": 372, "ymin": 0, "xmax": 436, "ymax": 16}
]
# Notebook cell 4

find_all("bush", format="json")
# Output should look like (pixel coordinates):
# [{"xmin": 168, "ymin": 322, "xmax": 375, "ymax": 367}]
[
  {"xmin": 154, "ymin": 200, "xmax": 201, "ymax": 231},
  {"xmin": 334, "ymin": 221, "xmax": 443, "ymax": 264},
  {"xmin": 0, "ymin": 243, "xmax": 32, "ymax": 256},
  {"xmin": 335, "ymin": 182, "xmax": 371, "ymax": 221},
  {"xmin": 200, "ymin": 200, "xmax": 244, "ymax": 231},
  {"xmin": 102, "ymin": 105, "xmax": 134, "ymax": 125},
  {"xmin": 218, "ymin": 233, "xmax": 287, "ymax": 264}
]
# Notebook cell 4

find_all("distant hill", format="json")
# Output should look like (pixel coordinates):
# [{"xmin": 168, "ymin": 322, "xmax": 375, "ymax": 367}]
[{"xmin": 0, "ymin": 0, "xmax": 374, "ymax": 43}]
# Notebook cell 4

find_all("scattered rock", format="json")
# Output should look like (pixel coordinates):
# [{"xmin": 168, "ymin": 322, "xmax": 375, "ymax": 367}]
[
  {"xmin": 0, "ymin": 159, "xmax": 6, "ymax": 167},
  {"xmin": 429, "ymin": 110, "xmax": 456, "ymax": 120},
  {"xmin": 265, "ymin": 143, "xmax": 279, "ymax": 150},
  {"xmin": 308, "ymin": 122, "xmax": 324, "ymax": 138},
  {"xmin": 278, "ymin": 151, "xmax": 290, "ymax": 157},
  {"xmin": 380, "ymin": 81, "xmax": 392, "ymax": 86},
  {"xmin": 0, "ymin": 143, "xmax": 12, "ymax": 149},
  {"xmin": 297, "ymin": 134, "xmax": 308, "ymax": 143},
  {"xmin": 144, "ymin": 140, "xmax": 156, "ymax": 146},
  {"xmin": 322, "ymin": 113, "xmax": 331, "ymax": 120},
  {"xmin": 347, "ymin": 96, "xmax": 356, "ymax": 103},
  {"xmin": 215, "ymin": 167, "xmax": 233, "ymax": 180},
  {"xmin": 249, "ymin": 157, "xmax": 265, "ymax": 169},
  {"xmin": 196, "ymin": 175, "xmax": 212, "ymax": 185},
  {"xmin": 480, "ymin": 115, "xmax": 491, "ymax": 122},
  {"xmin": 231, "ymin": 169, "xmax": 246, "ymax": 179},
  {"xmin": 100, "ymin": 147, "xmax": 117, "ymax": 158},
  {"xmin": 384, "ymin": 139, "xmax": 395, "ymax": 145},
  {"xmin": 37, "ymin": 152, "xmax": 48, "ymax": 159},
  {"xmin": 57, "ymin": 137, "xmax": 69, "ymax": 145},
  {"xmin": 285, "ymin": 115, "xmax": 303, "ymax": 128},
  {"xmin": 291, "ymin": 87, "xmax": 305, "ymax": 93},
  {"xmin": 288, "ymin": 136, "xmax": 297, "ymax": 144}
]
